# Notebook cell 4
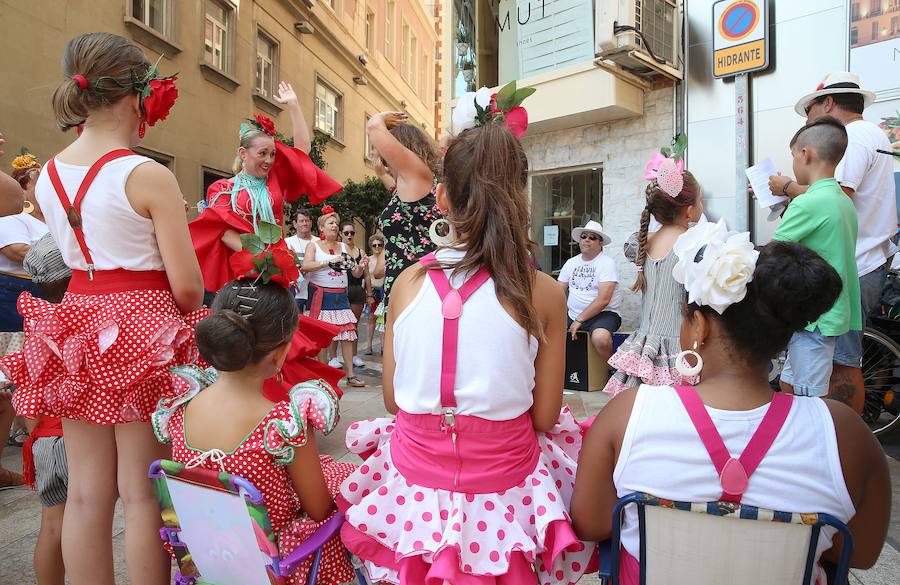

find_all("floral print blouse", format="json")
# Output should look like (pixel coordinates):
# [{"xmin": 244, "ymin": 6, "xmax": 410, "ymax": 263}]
[{"xmin": 378, "ymin": 192, "xmax": 441, "ymax": 304}]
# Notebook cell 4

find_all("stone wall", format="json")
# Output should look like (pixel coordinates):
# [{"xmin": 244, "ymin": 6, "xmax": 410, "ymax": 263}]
[{"xmin": 521, "ymin": 87, "xmax": 676, "ymax": 329}]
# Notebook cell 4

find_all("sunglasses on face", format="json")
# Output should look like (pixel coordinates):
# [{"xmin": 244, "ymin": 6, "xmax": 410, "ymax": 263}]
[
  {"xmin": 343, "ymin": 231, "xmax": 355, "ymax": 236},
  {"xmin": 804, "ymin": 98, "xmax": 823, "ymax": 116},
  {"xmin": 371, "ymin": 243, "xmax": 383, "ymax": 248},
  {"xmin": 580, "ymin": 233, "xmax": 600, "ymax": 241}
]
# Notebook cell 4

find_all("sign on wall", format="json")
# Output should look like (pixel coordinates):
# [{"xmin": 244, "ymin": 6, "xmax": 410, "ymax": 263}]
[{"xmin": 712, "ymin": 0, "xmax": 769, "ymax": 78}]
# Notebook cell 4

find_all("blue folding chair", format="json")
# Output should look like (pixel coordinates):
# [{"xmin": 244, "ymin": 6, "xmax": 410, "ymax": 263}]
[
  {"xmin": 598, "ymin": 492, "xmax": 853, "ymax": 585},
  {"xmin": 149, "ymin": 459, "xmax": 367, "ymax": 585}
]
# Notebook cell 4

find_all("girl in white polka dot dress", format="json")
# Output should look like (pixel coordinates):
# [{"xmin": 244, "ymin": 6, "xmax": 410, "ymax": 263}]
[
  {"xmin": 153, "ymin": 280, "xmax": 358, "ymax": 585},
  {"xmin": 337, "ymin": 121, "xmax": 596, "ymax": 583},
  {"xmin": 0, "ymin": 34, "xmax": 207, "ymax": 585}
]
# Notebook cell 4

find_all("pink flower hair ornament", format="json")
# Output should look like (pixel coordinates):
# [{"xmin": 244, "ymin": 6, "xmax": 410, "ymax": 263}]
[{"xmin": 644, "ymin": 134, "xmax": 688, "ymax": 198}]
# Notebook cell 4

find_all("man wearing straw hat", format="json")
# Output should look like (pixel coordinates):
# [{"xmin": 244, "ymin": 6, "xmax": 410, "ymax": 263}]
[
  {"xmin": 769, "ymin": 72, "xmax": 897, "ymax": 412},
  {"xmin": 558, "ymin": 220, "xmax": 622, "ymax": 364}
]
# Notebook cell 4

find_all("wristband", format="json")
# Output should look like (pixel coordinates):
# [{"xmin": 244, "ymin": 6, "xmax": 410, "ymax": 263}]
[
  {"xmin": 781, "ymin": 179, "xmax": 794, "ymax": 196},
  {"xmin": 574, "ymin": 318, "xmax": 584, "ymax": 324}
]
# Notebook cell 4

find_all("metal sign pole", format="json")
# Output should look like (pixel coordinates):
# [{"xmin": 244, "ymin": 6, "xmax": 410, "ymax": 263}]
[{"xmin": 734, "ymin": 73, "xmax": 750, "ymax": 233}]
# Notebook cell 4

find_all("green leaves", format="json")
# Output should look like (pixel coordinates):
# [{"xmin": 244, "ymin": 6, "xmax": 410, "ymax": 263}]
[
  {"xmin": 494, "ymin": 80, "xmax": 536, "ymax": 113},
  {"xmin": 473, "ymin": 101, "xmax": 491, "ymax": 126},
  {"xmin": 240, "ymin": 233, "xmax": 265, "ymax": 255},
  {"xmin": 256, "ymin": 221, "xmax": 283, "ymax": 244},
  {"xmin": 661, "ymin": 134, "xmax": 688, "ymax": 160}
]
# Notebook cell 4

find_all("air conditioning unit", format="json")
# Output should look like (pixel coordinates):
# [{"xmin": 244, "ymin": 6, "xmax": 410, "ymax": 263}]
[{"xmin": 596, "ymin": 0, "xmax": 683, "ymax": 81}]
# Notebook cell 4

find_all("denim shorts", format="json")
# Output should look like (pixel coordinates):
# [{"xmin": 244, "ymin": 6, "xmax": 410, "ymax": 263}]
[
  {"xmin": 834, "ymin": 265, "xmax": 886, "ymax": 368},
  {"xmin": 781, "ymin": 328, "xmax": 836, "ymax": 397}
]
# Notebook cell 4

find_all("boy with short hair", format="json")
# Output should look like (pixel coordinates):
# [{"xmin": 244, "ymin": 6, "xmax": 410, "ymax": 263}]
[{"xmin": 774, "ymin": 116, "xmax": 860, "ymax": 397}]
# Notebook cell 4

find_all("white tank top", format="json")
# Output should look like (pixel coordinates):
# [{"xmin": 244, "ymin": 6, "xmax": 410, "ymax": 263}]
[
  {"xmin": 307, "ymin": 241, "xmax": 348, "ymax": 288},
  {"xmin": 35, "ymin": 155, "xmax": 164, "ymax": 271},
  {"xmin": 392, "ymin": 248, "xmax": 539, "ymax": 420},
  {"xmin": 614, "ymin": 385, "xmax": 855, "ymax": 582}
]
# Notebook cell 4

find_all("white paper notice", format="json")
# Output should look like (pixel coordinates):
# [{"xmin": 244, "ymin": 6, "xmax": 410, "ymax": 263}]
[
  {"xmin": 745, "ymin": 158, "xmax": 788, "ymax": 209},
  {"xmin": 543, "ymin": 225, "xmax": 559, "ymax": 246}
]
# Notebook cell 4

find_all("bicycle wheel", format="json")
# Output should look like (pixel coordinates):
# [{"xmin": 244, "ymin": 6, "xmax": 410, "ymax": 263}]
[{"xmin": 861, "ymin": 327, "xmax": 900, "ymax": 436}]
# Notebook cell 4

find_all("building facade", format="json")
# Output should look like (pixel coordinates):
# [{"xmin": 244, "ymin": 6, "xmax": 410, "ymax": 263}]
[
  {"xmin": 442, "ymin": 0, "xmax": 680, "ymax": 327},
  {"xmin": 0, "ymin": 0, "xmax": 440, "ymax": 208}
]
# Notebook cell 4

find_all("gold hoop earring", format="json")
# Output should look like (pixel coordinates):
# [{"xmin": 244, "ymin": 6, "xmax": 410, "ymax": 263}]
[{"xmin": 22, "ymin": 200, "xmax": 34, "ymax": 214}]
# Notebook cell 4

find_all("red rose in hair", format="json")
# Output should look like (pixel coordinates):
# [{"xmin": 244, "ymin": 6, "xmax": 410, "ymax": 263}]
[
  {"xmin": 503, "ymin": 107, "xmax": 528, "ymax": 139},
  {"xmin": 321, "ymin": 205, "xmax": 335, "ymax": 215},
  {"xmin": 254, "ymin": 114, "xmax": 277, "ymax": 136},
  {"xmin": 229, "ymin": 249, "xmax": 259, "ymax": 280},
  {"xmin": 268, "ymin": 240, "xmax": 300, "ymax": 287},
  {"xmin": 143, "ymin": 77, "xmax": 179, "ymax": 127}
]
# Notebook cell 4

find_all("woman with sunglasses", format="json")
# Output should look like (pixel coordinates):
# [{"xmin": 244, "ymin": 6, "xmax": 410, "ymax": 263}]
[
  {"xmin": 339, "ymin": 220, "xmax": 369, "ymax": 370},
  {"xmin": 365, "ymin": 235, "xmax": 385, "ymax": 355}
]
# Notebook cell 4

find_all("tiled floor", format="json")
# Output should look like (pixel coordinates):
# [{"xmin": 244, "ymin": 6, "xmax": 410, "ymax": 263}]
[{"xmin": 1, "ymin": 347, "xmax": 898, "ymax": 584}]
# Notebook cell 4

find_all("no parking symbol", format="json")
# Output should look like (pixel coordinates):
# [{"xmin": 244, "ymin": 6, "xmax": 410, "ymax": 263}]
[{"xmin": 712, "ymin": 0, "xmax": 769, "ymax": 78}]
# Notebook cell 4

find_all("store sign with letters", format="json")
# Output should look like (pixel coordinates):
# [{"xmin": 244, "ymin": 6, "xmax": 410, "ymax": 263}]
[{"xmin": 712, "ymin": 0, "xmax": 769, "ymax": 78}]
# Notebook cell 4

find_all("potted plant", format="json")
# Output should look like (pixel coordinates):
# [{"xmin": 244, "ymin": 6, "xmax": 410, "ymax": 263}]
[
  {"xmin": 460, "ymin": 56, "xmax": 475, "ymax": 82},
  {"xmin": 456, "ymin": 29, "xmax": 470, "ymax": 56}
]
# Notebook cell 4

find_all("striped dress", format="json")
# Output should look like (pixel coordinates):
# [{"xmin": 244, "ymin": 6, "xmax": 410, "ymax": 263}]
[{"xmin": 604, "ymin": 238, "xmax": 693, "ymax": 396}]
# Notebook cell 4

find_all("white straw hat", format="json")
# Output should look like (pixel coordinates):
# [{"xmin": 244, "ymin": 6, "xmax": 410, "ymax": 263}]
[
  {"xmin": 794, "ymin": 72, "xmax": 876, "ymax": 116},
  {"xmin": 571, "ymin": 220, "xmax": 612, "ymax": 246}
]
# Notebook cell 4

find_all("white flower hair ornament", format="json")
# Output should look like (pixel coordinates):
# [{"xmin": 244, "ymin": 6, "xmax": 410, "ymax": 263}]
[
  {"xmin": 672, "ymin": 219, "xmax": 759, "ymax": 315},
  {"xmin": 451, "ymin": 80, "xmax": 535, "ymax": 138},
  {"xmin": 644, "ymin": 133, "xmax": 688, "ymax": 198}
]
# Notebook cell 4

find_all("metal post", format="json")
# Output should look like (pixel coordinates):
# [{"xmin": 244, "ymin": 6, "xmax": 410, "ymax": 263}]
[{"xmin": 734, "ymin": 73, "xmax": 750, "ymax": 233}]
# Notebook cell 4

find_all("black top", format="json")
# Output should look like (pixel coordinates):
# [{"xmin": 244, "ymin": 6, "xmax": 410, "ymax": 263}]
[{"xmin": 378, "ymin": 191, "xmax": 441, "ymax": 304}]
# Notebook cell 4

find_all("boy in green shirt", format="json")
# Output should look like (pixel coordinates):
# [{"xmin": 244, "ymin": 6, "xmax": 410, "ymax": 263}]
[{"xmin": 774, "ymin": 116, "xmax": 861, "ymax": 396}]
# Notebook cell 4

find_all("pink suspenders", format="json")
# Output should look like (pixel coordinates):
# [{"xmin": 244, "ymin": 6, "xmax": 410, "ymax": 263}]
[
  {"xmin": 419, "ymin": 252, "xmax": 490, "ymax": 425},
  {"xmin": 674, "ymin": 386, "xmax": 793, "ymax": 503}
]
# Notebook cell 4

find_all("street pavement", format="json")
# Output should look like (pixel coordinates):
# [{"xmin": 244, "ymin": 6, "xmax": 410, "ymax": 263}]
[{"xmin": 1, "ymin": 343, "xmax": 898, "ymax": 584}]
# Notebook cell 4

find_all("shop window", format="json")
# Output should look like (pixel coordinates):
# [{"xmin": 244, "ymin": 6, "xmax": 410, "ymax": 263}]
[
  {"xmin": 531, "ymin": 168, "xmax": 603, "ymax": 275},
  {"xmin": 256, "ymin": 30, "xmax": 278, "ymax": 98},
  {"xmin": 315, "ymin": 79, "xmax": 343, "ymax": 139}
]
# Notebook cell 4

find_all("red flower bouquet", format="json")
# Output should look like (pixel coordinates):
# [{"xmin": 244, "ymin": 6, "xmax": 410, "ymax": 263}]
[
  {"xmin": 143, "ymin": 76, "xmax": 179, "ymax": 126},
  {"xmin": 229, "ymin": 221, "xmax": 299, "ymax": 287}
]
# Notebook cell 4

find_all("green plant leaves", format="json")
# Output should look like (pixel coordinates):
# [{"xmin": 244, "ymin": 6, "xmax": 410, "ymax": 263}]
[
  {"xmin": 240, "ymin": 233, "xmax": 265, "ymax": 255},
  {"xmin": 257, "ymin": 221, "xmax": 283, "ymax": 244}
]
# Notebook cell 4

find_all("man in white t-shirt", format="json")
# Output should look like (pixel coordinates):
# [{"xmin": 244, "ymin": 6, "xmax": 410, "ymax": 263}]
[
  {"xmin": 285, "ymin": 208, "xmax": 313, "ymax": 313},
  {"xmin": 557, "ymin": 220, "xmax": 622, "ymax": 363},
  {"xmin": 769, "ymin": 72, "xmax": 897, "ymax": 411}
]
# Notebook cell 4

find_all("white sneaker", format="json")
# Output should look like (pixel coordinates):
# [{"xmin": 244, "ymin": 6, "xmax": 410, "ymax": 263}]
[
  {"xmin": 352, "ymin": 355, "xmax": 365, "ymax": 368},
  {"xmin": 328, "ymin": 357, "xmax": 343, "ymax": 368}
]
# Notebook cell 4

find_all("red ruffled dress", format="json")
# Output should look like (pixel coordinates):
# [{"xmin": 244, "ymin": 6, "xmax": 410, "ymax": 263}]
[
  {"xmin": 1, "ymin": 150, "xmax": 207, "ymax": 424},
  {"xmin": 153, "ymin": 366, "xmax": 359, "ymax": 585},
  {"xmin": 189, "ymin": 142, "xmax": 346, "ymax": 400}
]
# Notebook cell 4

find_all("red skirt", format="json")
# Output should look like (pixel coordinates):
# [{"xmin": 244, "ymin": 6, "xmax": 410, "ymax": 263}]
[{"xmin": 1, "ymin": 270, "xmax": 206, "ymax": 425}]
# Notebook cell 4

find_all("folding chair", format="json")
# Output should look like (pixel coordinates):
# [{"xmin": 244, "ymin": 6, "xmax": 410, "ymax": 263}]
[
  {"xmin": 149, "ymin": 459, "xmax": 367, "ymax": 585},
  {"xmin": 598, "ymin": 491, "xmax": 853, "ymax": 585}
]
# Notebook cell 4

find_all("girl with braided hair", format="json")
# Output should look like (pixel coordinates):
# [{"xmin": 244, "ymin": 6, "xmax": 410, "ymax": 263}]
[{"xmin": 603, "ymin": 152, "xmax": 704, "ymax": 397}]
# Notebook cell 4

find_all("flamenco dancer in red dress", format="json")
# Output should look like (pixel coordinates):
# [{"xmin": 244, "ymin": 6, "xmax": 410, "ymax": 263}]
[
  {"xmin": 189, "ymin": 81, "xmax": 346, "ymax": 400},
  {"xmin": 0, "ymin": 33, "xmax": 206, "ymax": 585}
]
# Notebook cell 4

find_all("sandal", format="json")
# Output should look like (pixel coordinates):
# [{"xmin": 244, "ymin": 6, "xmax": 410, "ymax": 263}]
[
  {"xmin": 0, "ymin": 468, "xmax": 24, "ymax": 488},
  {"xmin": 346, "ymin": 376, "xmax": 366, "ymax": 388},
  {"xmin": 6, "ymin": 428, "xmax": 28, "ymax": 448}
]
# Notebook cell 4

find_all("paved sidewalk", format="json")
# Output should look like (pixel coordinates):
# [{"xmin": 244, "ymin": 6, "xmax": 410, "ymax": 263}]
[{"xmin": 1, "ymin": 348, "xmax": 898, "ymax": 583}]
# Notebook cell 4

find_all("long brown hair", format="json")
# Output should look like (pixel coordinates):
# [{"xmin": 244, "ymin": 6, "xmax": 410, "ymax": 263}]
[
  {"xmin": 389, "ymin": 123, "xmax": 441, "ymax": 178},
  {"xmin": 631, "ymin": 170, "xmax": 699, "ymax": 292},
  {"xmin": 51, "ymin": 33, "xmax": 151, "ymax": 131},
  {"xmin": 441, "ymin": 123, "xmax": 540, "ymax": 338}
]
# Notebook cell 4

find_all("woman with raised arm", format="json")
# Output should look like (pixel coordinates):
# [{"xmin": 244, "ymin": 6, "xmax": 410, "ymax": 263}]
[{"xmin": 189, "ymin": 82, "xmax": 346, "ymax": 399}]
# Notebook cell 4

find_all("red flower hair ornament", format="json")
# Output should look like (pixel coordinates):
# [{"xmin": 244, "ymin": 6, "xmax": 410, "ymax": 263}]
[
  {"xmin": 229, "ymin": 221, "xmax": 299, "ymax": 288},
  {"xmin": 451, "ymin": 79, "xmax": 535, "ymax": 139},
  {"xmin": 136, "ymin": 57, "xmax": 178, "ymax": 127},
  {"xmin": 321, "ymin": 205, "xmax": 335, "ymax": 215}
]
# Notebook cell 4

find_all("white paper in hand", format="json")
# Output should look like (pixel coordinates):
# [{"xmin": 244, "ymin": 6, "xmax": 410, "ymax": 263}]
[{"xmin": 745, "ymin": 158, "xmax": 788, "ymax": 209}]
